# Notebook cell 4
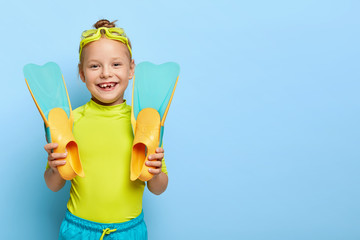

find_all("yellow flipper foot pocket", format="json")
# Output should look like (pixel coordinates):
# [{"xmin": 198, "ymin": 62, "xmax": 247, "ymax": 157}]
[
  {"xmin": 131, "ymin": 108, "xmax": 160, "ymax": 181},
  {"xmin": 48, "ymin": 108, "xmax": 84, "ymax": 180}
]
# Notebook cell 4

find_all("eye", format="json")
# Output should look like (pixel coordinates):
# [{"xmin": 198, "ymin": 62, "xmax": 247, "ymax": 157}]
[
  {"xmin": 113, "ymin": 62, "xmax": 122, "ymax": 67},
  {"xmin": 90, "ymin": 64, "xmax": 99, "ymax": 69}
]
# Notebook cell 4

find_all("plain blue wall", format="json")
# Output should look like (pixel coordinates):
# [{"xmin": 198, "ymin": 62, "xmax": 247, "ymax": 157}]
[{"xmin": 1, "ymin": 0, "xmax": 360, "ymax": 239}]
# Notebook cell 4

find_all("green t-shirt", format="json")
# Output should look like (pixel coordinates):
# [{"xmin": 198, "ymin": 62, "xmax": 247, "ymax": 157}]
[{"xmin": 66, "ymin": 100, "xmax": 167, "ymax": 223}]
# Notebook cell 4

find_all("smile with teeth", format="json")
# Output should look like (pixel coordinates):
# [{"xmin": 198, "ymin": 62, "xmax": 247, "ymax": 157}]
[{"xmin": 98, "ymin": 82, "xmax": 117, "ymax": 89}]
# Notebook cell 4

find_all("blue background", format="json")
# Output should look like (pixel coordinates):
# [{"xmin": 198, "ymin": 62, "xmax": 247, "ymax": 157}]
[{"xmin": 1, "ymin": 0, "xmax": 360, "ymax": 239}]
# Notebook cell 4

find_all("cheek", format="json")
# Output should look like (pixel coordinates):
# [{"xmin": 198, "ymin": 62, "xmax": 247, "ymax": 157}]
[
  {"xmin": 121, "ymin": 78, "xmax": 129, "ymax": 88},
  {"xmin": 83, "ymin": 71, "xmax": 97, "ymax": 83}
]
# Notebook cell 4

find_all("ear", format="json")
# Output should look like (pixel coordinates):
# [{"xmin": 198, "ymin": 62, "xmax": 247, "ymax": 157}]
[
  {"xmin": 78, "ymin": 64, "xmax": 85, "ymax": 83},
  {"xmin": 129, "ymin": 59, "xmax": 135, "ymax": 80}
]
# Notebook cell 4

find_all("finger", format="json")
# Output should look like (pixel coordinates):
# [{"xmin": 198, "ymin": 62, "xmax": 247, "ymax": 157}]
[
  {"xmin": 148, "ymin": 153, "xmax": 164, "ymax": 161},
  {"xmin": 49, "ymin": 152, "xmax": 67, "ymax": 161},
  {"xmin": 44, "ymin": 143, "xmax": 58, "ymax": 154},
  {"xmin": 49, "ymin": 159, "xmax": 66, "ymax": 168},
  {"xmin": 148, "ymin": 167, "xmax": 162, "ymax": 175},
  {"xmin": 146, "ymin": 160, "xmax": 162, "ymax": 168},
  {"xmin": 155, "ymin": 147, "xmax": 164, "ymax": 153}
]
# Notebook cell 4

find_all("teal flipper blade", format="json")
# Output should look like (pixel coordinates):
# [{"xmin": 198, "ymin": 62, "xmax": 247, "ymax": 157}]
[
  {"xmin": 23, "ymin": 62, "xmax": 71, "ymax": 120},
  {"xmin": 132, "ymin": 61, "xmax": 180, "ymax": 146},
  {"xmin": 133, "ymin": 62, "xmax": 180, "ymax": 121}
]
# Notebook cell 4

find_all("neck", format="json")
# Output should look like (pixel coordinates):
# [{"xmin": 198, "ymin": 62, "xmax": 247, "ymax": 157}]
[{"xmin": 91, "ymin": 97, "xmax": 124, "ymax": 106}]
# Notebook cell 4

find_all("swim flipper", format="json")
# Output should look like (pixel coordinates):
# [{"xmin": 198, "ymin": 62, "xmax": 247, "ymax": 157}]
[
  {"xmin": 131, "ymin": 62, "xmax": 180, "ymax": 181},
  {"xmin": 24, "ymin": 62, "xmax": 84, "ymax": 180}
]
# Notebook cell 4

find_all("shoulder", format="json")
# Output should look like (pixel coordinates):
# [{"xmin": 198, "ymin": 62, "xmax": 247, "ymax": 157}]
[
  {"xmin": 119, "ymin": 100, "xmax": 132, "ymax": 116},
  {"xmin": 124, "ymin": 102, "xmax": 131, "ymax": 112},
  {"xmin": 72, "ymin": 102, "xmax": 89, "ymax": 122}
]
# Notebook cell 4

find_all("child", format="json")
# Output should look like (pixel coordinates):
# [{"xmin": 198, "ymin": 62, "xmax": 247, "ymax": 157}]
[{"xmin": 44, "ymin": 19, "xmax": 168, "ymax": 240}]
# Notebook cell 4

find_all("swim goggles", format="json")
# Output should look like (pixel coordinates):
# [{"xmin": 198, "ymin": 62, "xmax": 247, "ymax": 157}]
[{"xmin": 79, "ymin": 27, "xmax": 132, "ymax": 60}]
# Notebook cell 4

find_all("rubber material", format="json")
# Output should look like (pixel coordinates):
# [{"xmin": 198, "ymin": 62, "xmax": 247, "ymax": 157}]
[
  {"xmin": 131, "ymin": 108, "xmax": 160, "ymax": 181},
  {"xmin": 131, "ymin": 62, "xmax": 180, "ymax": 181},
  {"xmin": 48, "ymin": 108, "xmax": 84, "ymax": 179},
  {"xmin": 24, "ymin": 62, "xmax": 84, "ymax": 180}
]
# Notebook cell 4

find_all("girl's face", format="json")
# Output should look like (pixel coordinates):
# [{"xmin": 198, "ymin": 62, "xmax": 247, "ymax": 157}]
[{"xmin": 79, "ymin": 37, "xmax": 135, "ymax": 106}]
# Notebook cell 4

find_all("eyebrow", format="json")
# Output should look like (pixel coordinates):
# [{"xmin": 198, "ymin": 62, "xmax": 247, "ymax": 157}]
[
  {"xmin": 89, "ymin": 57, "xmax": 125, "ymax": 61},
  {"xmin": 111, "ymin": 57, "xmax": 126, "ymax": 61}
]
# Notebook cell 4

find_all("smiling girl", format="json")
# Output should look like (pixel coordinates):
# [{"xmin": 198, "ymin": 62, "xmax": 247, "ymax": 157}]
[{"xmin": 44, "ymin": 19, "xmax": 168, "ymax": 240}]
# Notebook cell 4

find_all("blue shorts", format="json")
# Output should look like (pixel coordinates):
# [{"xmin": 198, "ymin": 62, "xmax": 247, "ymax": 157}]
[{"xmin": 59, "ymin": 210, "xmax": 147, "ymax": 240}]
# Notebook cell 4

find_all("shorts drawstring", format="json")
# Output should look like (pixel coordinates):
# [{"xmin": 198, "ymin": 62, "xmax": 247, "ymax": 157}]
[{"xmin": 100, "ymin": 228, "xmax": 117, "ymax": 240}]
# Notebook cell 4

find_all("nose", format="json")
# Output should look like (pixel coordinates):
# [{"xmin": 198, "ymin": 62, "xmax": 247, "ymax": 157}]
[{"xmin": 101, "ymin": 66, "xmax": 113, "ymax": 79}]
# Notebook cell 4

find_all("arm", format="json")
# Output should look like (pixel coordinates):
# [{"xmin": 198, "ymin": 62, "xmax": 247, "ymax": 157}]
[
  {"xmin": 146, "ymin": 147, "xmax": 169, "ymax": 195},
  {"xmin": 44, "ymin": 143, "xmax": 67, "ymax": 192}
]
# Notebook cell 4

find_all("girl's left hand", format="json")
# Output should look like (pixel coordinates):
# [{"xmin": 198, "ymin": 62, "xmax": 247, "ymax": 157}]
[{"xmin": 146, "ymin": 147, "xmax": 164, "ymax": 176}]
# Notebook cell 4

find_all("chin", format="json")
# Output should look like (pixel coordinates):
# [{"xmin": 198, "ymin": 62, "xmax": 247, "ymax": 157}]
[{"xmin": 98, "ymin": 98, "xmax": 124, "ymax": 106}]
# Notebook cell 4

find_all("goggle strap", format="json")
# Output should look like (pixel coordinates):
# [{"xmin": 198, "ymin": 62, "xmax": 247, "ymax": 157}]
[{"xmin": 79, "ymin": 27, "xmax": 132, "ymax": 59}]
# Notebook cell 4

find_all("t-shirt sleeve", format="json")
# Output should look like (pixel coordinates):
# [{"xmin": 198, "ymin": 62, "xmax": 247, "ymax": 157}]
[
  {"xmin": 161, "ymin": 158, "xmax": 168, "ymax": 175},
  {"xmin": 160, "ymin": 143, "xmax": 168, "ymax": 175}
]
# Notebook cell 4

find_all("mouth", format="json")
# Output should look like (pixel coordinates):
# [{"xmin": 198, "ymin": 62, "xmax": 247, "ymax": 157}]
[{"xmin": 97, "ymin": 82, "xmax": 118, "ymax": 90}]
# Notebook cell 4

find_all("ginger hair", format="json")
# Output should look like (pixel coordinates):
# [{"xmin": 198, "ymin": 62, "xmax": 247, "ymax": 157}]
[{"xmin": 94, "ymin": 19, "xmax": 117, "ymax": 28}]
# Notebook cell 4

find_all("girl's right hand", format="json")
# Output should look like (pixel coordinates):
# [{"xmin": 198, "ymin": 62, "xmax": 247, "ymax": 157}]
[{"xmin": 44, "ymin": 143, "xmax": 67, "ymax": 172}]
